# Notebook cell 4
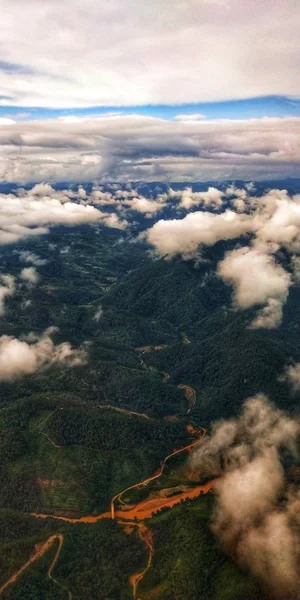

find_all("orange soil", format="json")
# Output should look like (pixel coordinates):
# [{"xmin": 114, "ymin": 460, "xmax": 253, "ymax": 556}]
[
  {"xmin": 30, "ymin": 417, "xmax": 213, "ymax": 599},
  {"xmin": 110, "ymin": 424, "xmax": 206, "ymax": 518},
  {"xmin": 130, "ymin": 524, "xmax": 153, "ymax": 599},
  {"xmin": 32, "ymin": 480, "xmax": 215, "ymax": 524},
  {"xmin": 33, "ymin": 424, "xmax": 209, "ymax": 525},
  {"xmin": 0, "ymin": 534, "xmax": 65, "ymax": 596},
  {"xmin": 117, "ymin": 481, "xmax": 215, "ymax": 520}
]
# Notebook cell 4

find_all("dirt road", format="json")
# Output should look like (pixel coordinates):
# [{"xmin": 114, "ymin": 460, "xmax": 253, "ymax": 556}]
[
  {"xmin": 0, "ymin": 534, "xmax": 70, "ymax": 597},
  {"xmin": 122, "ymin": 523, "xmax": 154, "ymax": 599},
  {"xmin": 110, "ymin": 425, "xmax": 206, "ymax": 518}
]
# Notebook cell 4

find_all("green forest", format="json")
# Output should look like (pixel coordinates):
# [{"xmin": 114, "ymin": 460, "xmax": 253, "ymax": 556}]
[{"xmin": 0, "ymin": 215, "xmax": 299, "ymax": 598}]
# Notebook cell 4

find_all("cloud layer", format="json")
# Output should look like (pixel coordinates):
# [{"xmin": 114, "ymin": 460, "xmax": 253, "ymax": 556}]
[
  {"xmin": 0, "ymin": 0, "xmax": 299, "ymax": 107},
  {"xmin": 0, "ymin": 114, "xmax": 299, "ymax": 182}
]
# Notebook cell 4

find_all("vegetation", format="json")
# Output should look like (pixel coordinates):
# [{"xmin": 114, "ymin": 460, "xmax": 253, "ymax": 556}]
[
  {"xmin": 0, "ymin": 395, "xmax": 191, "ymax": 514},
  {"xmin": 55, "ymin": 520, "xmax": 145, "ymax": 600},
  {"xmin": 0, "ymin": 512, "xmax": 145, "ymax": 600},
  {"xmin": 140, "ymin": 497, "xmax": 267, "ymax": 600},
  {"xmin": 1, "ymin": 196, "xmax": 299, "ymax": 598}
]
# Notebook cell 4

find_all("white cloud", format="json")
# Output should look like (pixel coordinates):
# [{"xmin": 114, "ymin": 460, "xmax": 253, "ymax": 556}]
[
  {"xmin": 281, "ymin": 362, "xmax": 300, "ymax": 392},
  {"xmin": 145, "ymin": 209, "xmax": 252, "ymax": 259},
  {"xmin": 0, "ymin": 118, "xmax": 16, "ymax": 125},
  {"xmin": 0, "ymin": 184, "xmax": 128, "ymax": 245},
  {"xmin": 191, "ymin": 395, "xmax": 300, "ymax": 598},
  {"xmin": 122, "ymin": 196, "xmax": 167, "ymax": 215},
  {"xmin": 0, "ymin": 115, "xmax": 299, "ymax": 183},
  {"xmin": 20, "ymin": 266, "xmax": 39, "ymax": 284},
  {"xmin": 18, "ymin": 251, "xmax": 47, "ymax": 266},
  {"xmin": 174, "ymin": 114, "xmax": 206, "ymax": 121},
  {"xmin": 250, "ymin": 297, "xmax": 284, "ymax": 329},
  {"xmin": 218, "ymin": 245, "xmax": 291, "ymax": 308},
  {"xmin": 89, "ymin": 187, "xmax": 167, "ymax": 215},
  {"xmin": 0, "ymin": 0, "xmax": 299, "ymax": 107},
  {"xmin": 177, "ymin": 187, "xmax": 224, "ymax": 210},
  {"xmin": 145, "ymin": 186, "xmax": 300, "ymax": 327},
  {"xmin": 0, "ymin": 328, "xmax": 87, "ymax": 381}
]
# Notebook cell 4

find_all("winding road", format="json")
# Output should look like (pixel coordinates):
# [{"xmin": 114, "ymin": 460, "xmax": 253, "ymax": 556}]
[
  {"xmin": 30, "ymin": 423, "xmax": 215, "ymax": 598},
  {"xmin": 26, "ymin": 376, "xmax": 212, "ymax": 599},
  {"xmin": 121, "ymin": 522, "xmax": 154, "ymax": 600},
  {"xmin": 110, "ymin": 424, "xmax": 206, "ymax": 519},
  {"xmin": 0, "ymin": 533, "xmax": 72, "ymax": 599}
]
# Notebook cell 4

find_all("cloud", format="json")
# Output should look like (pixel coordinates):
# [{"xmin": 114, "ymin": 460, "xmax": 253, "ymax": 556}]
[
  {"xmin": 0, "ymin": 0, "xmax": 299, "ymax": 107},
  {"xmin": 250, "ymin": 297, "xmax": 285, "ymax": 329},
  {"xmin": 0, "ymin": 274, "xmax": 15, "ymax": 315},
  {"xmin": 20, "ymin": 266, "xmax": 39, "ymax": 285},
  {"xmin": 0, "ymin": 184, "xmax": 128, "ymax": 245},
  {"xmin": 191, "ymin": 395, "xmax": 300, "ymax": 598},
  {"xmin": 0, "ymin": 328, "xmax": 87, "ymax": 381},
  {"xmin": 173, "ymin": 186, "xmax": 224, "ymax": 210},
  {"xmin": 89, "ymin": 186, "xmax": 167, "ymax": 215},
  {"xmin": 93, "ymin": 306, "xmax": 103, "ymax": 322},
  {"xmin": 122, "ymin": 196, "xmax": 167, "ymax": 215},
  {"xmin": 217, "ymin": 245, "xmax": 292, "ymax": 327},
  {"xmin": 0, "ymin": 115, "xmax": 299, "ymax": 183},
  {"xmin": 174, "ymin": 114, "xmax": 206, "ymax": 121},
  {"xmin": 281, "ymin": 363, "xmax": 300, "ymax": 392},
  {"xmin": 145, "ymin": 186, "xmax": 300, "ymax": 327},
  {"xmin": 18, "ymin": 251, "xmax": 47, "ymax": 266},
  {"xmin": 144, "ymin": 209, "xmax": 252, "ymax": 259}
]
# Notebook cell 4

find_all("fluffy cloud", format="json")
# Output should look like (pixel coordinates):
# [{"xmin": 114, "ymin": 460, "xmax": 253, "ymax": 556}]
[
  {"xmin": 0, "ymin": 328, "xmax": 87, "ymax": 381},
  {"xmin": 191, "ymin": 395, "xmax": 300, "ymax": 598},
  {"xmin": 145, "ymin": 186, "xmax": 300, "ymax": 327},
  {"xmin": 0, "ymin": 0, "xmax": 299, "ymax": 107},
  {"xmin": 218, "ymin": 245, "xmax": 292, "ymax": 328},
  {"xmin": 18, "ymin": 251, "xmax": 47, "ymax": 266},
  {"xmin": 145, "ymin": 210, "xmax": 252, "ymax": 259},
  {"xmin": 174, "ymin": 114, "xmax": 206, "ymax": 121},
  {"xmin": 0, "ymin": 184, "xmax": 128, "ymax": 244},
  {"xmin": 281, "ymin": 363, "xmax": 300, "ymax": 392},
  {"xmin": 122, "ymin": 196, "xmax": 167, "ymax": 215},
  {"xmin": 173, "ymin": 187, "xmax": 224, "ymax": 210},
  {"xmin": 20, "ymin": 266, "xmax": 39, "ymax": 285},
  {"xmin": 250, "ymin": 297, "xmax": 285, "ymax": 329},
  {"xmin": 0, "ymin": 115, "xmax": 299, "ymax": 183},
  {"xmin": 89, "ymin": 187, "xmax": 167, "ymax": 215}
]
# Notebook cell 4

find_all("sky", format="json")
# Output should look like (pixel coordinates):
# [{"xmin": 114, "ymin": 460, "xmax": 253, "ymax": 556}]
[{"xmin": 0, "ymin": 0, "xmax": 299, "ymax": 182}]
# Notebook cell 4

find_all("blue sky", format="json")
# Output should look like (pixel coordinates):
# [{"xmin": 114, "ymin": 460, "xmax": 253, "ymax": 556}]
[
  {"xmin": 2, "ymin": 95, "xmax": 300, "ymax": 122},
  {"xmin": 0, "ymin": 0, "xmax": 299, "ymax": 183}
]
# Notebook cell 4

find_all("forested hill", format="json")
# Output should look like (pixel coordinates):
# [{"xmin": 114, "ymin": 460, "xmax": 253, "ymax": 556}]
[{"xmin": 103, "ymin": 248, "xmax": 300, "ymax": 423}]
